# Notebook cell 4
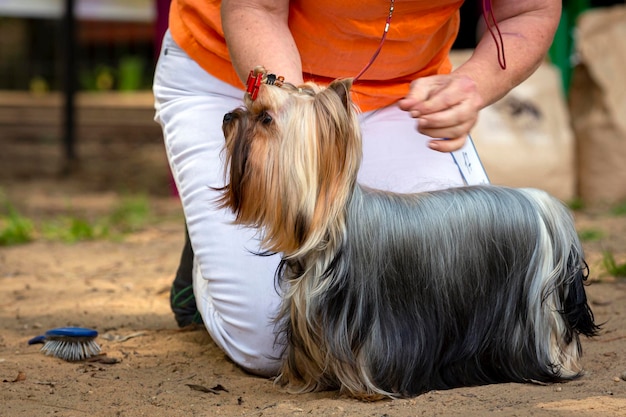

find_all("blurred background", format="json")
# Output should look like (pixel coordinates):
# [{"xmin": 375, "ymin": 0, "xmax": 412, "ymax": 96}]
[
  {"xmin": 0, "ymin": 0, "xmax": 624, "ymax": 203},
  {"xmin": 0, "ymin": 0, "xmax": 170, "ymax": 196}
]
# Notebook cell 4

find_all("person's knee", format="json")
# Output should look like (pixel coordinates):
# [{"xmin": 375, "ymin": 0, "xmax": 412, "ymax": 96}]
[
  {"xmin": 232, "ymin": 349, "xmax": 282, "ymax": 377},
  {"xmin": 190, "ymin": 244, "xmax": 283, "ymax": 377}
]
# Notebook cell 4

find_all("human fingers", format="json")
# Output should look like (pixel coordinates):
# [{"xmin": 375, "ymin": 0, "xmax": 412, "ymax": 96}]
[
  {"xmin": 400, "ymin": 74, "xmax": 481, "ymax": 118},
  {"xmin": 397, "ymin": 76, "xmax": 447, "ymax": 116},
  {"xmin": 427, "ymin": 136, "xmax": 467, "ymax": 153},
  {"xmin": 417, "ymin": 98, "xmax": 479, "ymax": 141},
  {"xmin": 418, "ymin": 74, "xmax": 481, "ymax": 116}
]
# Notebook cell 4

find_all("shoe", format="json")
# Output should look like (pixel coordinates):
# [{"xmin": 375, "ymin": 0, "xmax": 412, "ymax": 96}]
[{"xmin": 170, "ymin": 228, "xmax": 203, "ymax": 327}]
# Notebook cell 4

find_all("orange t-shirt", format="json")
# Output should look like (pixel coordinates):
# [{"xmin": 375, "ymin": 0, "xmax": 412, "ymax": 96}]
[{"xmin": 169, "ymin": 0, "xmax": 462, "ymax": 112}]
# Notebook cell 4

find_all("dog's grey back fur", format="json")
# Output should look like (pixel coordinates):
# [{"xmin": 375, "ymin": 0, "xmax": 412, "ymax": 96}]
[{"xmin": 279, "ymin": 185, "xmax": 597, "ymax": 397}]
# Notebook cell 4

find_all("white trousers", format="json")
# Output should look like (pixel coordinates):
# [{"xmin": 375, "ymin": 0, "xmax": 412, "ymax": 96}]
[{"xmin": 153, "ymin": 31, "xmax": 464, "ymax": 376}]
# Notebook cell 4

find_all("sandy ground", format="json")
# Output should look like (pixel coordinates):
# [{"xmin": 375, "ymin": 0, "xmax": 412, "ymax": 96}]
[{"xmin": 1, "ymin": 146, "xmax": 626, "ymax": 416}]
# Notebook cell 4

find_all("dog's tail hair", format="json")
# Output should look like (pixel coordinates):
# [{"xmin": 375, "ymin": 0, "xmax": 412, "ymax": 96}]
[
  {"xmin": 521, "ymin": 188, "xmax": 599, "ymax": 379},
  {"xmin": 562, "ymin": 259, "xmax": 600, "ymax": 339}
]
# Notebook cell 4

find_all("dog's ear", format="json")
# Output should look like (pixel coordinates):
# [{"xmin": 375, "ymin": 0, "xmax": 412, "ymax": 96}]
[{"xmin": 328, "ymin": 78, "xmax": 354, "ymax": 111}]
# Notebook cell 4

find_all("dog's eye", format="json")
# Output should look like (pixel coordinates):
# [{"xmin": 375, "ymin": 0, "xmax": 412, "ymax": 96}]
[
  {"xmin": 223, "ymin": 112, "xmax": 234, "ymax": 123},
  {"xmin": 258, "ymin": 111, "xmax": 273, "ymax": 125}
]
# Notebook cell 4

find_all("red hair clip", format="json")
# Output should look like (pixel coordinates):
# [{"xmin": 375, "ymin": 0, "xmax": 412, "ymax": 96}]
[
  {"xmin": 246, "ymin": 70, "xmax": 264, "ymax": 100},
  {"xmin": 246, "ymin": 70, "xmax": 286, "ymax": 100}
]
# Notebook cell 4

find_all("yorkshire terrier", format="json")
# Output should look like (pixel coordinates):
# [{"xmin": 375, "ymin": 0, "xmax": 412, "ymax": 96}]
[{"xmin": 218, "ymin": 67, "xmax": 599, "ymax": 399}]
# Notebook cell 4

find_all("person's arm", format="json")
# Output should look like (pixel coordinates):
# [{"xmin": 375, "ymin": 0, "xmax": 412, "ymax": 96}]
[
  {"xmin": 398, "ymin": 0, "xmax": 561, "ymax": 152},
  {"xmin": 221, "ymin": 0, "xmax": 304, "ymax": 86}
]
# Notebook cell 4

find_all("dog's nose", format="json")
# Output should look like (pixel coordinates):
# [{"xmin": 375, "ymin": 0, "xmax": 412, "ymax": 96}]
[{"xmin": 223, "ymin": 112, "xmax": 234, "ymax": 123}]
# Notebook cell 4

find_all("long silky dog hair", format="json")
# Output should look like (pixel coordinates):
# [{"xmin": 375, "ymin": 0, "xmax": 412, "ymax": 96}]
[{"xmin": 218, "ymin": 67, "xmax": 599, "ymax": 399}]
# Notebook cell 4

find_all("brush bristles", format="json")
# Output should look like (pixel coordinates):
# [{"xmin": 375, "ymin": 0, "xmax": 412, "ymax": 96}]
[{"xmin": 40, "ymin": 337, "xmax": 101, "ymax": 361}]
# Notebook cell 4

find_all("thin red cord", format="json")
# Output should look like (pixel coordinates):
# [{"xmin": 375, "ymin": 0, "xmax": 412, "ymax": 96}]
[
  {"xmin": 354, "ymin": 0, "xmax": 395, "ymax": 82},
  {"xmin": 482, "ymin": 0, "xmax": 507, "ymax": 70},
  {"xmin": 354, "ymin": 0, "xmax": 506, "ymax": 83}
]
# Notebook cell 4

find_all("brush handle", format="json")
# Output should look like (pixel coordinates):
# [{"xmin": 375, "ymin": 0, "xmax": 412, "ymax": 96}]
[
  {"xmin": 44, "ymin": 327, "xmax": 98, "ymax": 338},
  {"xmin": 28, "ymin": 327, "xmax": 98, "ymax": 344},
  {"xmin": 28, "ymin": 335, "xmax": 46, "ymax": 345}
]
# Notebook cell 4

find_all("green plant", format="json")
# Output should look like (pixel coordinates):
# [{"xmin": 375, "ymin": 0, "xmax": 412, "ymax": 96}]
[
  {"xmin": 118, "ymin": 55, "xmax": 145, "ymax": 91},
  {"xmin": 108, "ymin": 195, "xmax": 151, "ymax": 233},
  {"xmin": 0, "ymin": 192, "xmax": 156, "ymax": 245},
  {"xmin": 568, "ymin": 197, "xmax": 585, "ymax": 211},
  {"xmin": 577, "ymin": 228, "xmax": 604, "ymax": 242},
  {"xmin": 603, "ymin": 251, "xmax": 626, "ymax": 278},
  {"xmin": 42, "ymin": 216, "xmax": 109, "ymax": 243},
  {"xmin": 80, "ymin": 65, "xmax": 116, "ymax": 91},
  {"xmin": 611, "ymin": 200, "xmax": 626, "ymax": 216},
  {"xmin": 0, "ymin": 207, "xmax": 33, "ymax": 246}
]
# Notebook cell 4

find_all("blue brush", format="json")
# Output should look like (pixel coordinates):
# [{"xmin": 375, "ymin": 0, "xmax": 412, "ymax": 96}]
[{"xmin": 28, "ymin": 327, "xmax": 101, "ymax": 361}]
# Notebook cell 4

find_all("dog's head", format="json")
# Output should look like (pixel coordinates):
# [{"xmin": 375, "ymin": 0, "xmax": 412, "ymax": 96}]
[{"xmin": 219, "ymin": 67, "xmax": 362, "ymax": 256}]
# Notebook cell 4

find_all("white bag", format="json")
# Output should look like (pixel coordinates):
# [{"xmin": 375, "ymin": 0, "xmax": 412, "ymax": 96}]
[{"xmin": 450, "ymin": 50, "xmax": 576, "ymax": 202}]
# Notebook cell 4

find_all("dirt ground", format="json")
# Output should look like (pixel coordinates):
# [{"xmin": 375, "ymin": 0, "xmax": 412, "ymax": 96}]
[{"xmin": 1, "ymin": 138, "xmax": 626, "ymax": 417}]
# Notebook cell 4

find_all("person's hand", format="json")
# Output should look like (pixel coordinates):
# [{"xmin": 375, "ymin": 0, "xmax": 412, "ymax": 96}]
[{"xmin": 398, "ymin": 74, "xmax": 483, "ymax": 153}]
